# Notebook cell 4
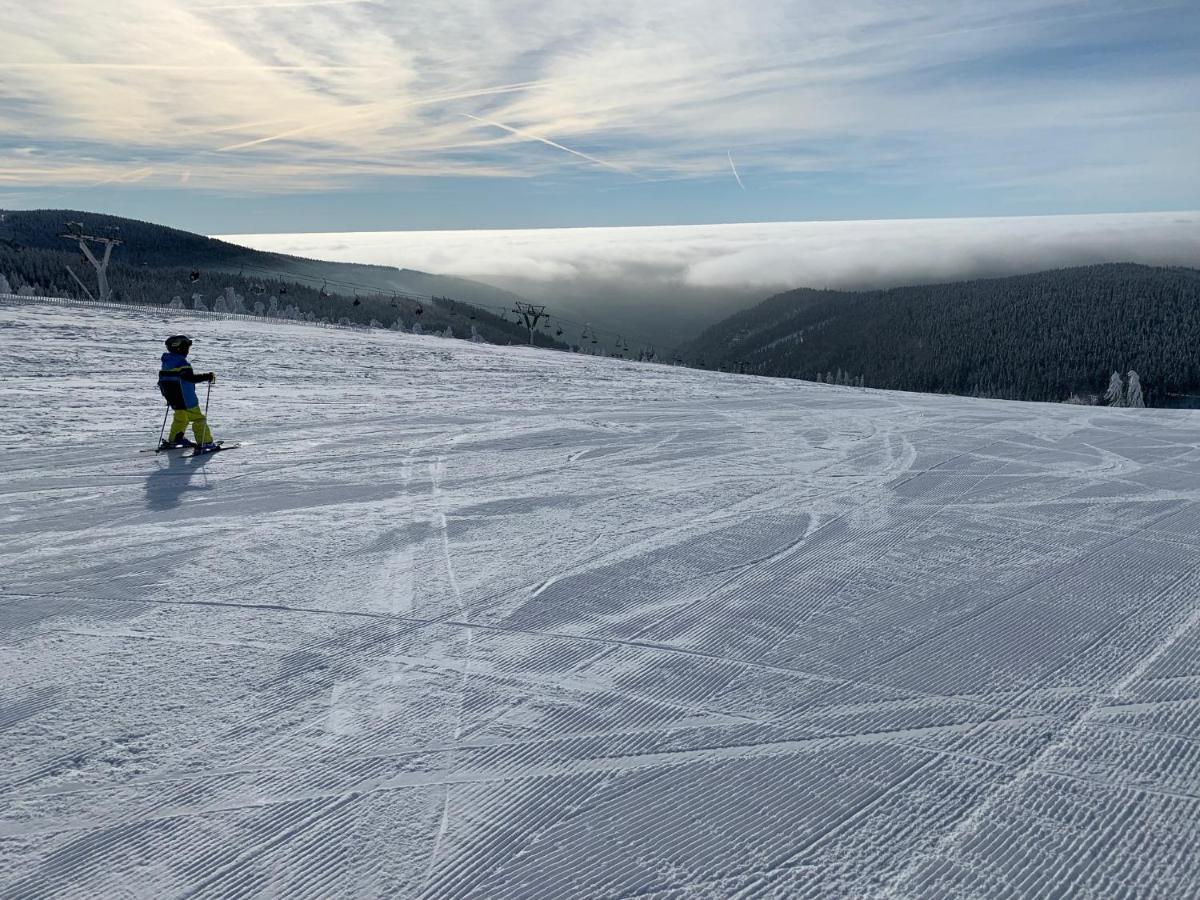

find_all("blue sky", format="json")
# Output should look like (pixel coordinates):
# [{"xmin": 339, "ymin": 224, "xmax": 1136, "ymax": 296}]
[{"xmin": 1, "ymin": 0, "xmax": 1197, "ymax": 235}]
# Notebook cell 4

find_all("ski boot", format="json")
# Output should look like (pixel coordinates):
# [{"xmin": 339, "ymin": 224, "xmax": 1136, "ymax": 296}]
[
  {"xmin": 193, "ymin": 442, "xmax": 221, "ymax": 456},
  {"xmin": 159, "ymin": 435, "xmax": 197, "ymax": 451}
]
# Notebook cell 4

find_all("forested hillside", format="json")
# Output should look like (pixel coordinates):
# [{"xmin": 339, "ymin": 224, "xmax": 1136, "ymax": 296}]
[
  {"xmin": 0, "ymin": 209, "xmax": 553, "ymax": 346},
  {"xmin": 681, "ymin": 264, "xmax": 1200, "ymax": 406}
]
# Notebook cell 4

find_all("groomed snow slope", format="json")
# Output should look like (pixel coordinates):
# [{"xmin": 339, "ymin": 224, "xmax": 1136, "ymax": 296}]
[{"xmin": 2, "ymin": 300, "xmax": 1199, "ymax": 899}]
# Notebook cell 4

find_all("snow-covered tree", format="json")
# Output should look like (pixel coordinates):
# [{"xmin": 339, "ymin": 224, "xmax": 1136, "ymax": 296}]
[
  {"xmin": 168, "ymin": 296, "xmax": 184, "ymax": 310},
  {"xmin": 369, "ymin": 318, "xmax": 383, "ymax": 329},
  {"xmin": 441, "ymin": 326, "xmax": 454, "ymax": 339},
  {"xmin": 470, "ymin": 324, "xmax": 484, "ymax": 343},
  {"xmin": 268, "ymin": 295, "xmax": 279, "ymax": 317},
  {"xmin": 1104, "ymin": 371, "xmax": 1125, "ymax": 407},
  {"xmin": 17, "ymin": 284, "xmax": 36, "ymax": 296},
  {"xmin": 0, "ymin": 273, "xmax": 12, "ymax": 294},
  {"xmin": 411, "ymin": 321, "xmax": 423, "ymax": 335},
  {"xmin": 212, "ymin": 294, "xmax": 229, "ymax": 314},
  {"xmin": 191, "ymin": 293, "xmax": 207, "ymax": 312},
  {"xmin": 1127, "ymin": 371, "xmax": 1146, "ymax": 408},
  {"xmin": 253, "ymin": 300, "xmax": 265, "ymax": 317}
]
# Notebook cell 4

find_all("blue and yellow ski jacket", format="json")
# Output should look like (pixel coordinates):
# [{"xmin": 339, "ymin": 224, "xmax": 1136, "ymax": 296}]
[{"xmin": 158, "ymin": 352, "xmax": 212, "ymax": 410}]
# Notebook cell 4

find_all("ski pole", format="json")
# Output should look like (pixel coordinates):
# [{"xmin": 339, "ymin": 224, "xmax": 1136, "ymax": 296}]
[
  {"xmin": 157, "ymin": 403, "xmax": 170, "ymax": 449},
  {"xmin": 203, "ymin": 380, "xmax": 213, "ymax": 447}
]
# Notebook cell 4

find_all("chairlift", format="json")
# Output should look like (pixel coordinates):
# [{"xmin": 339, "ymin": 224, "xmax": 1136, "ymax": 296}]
[
  {"xmin": 555, "ymin": 327, "xmax": 563, "ymax": 336},
  {"xmin": 279, "ymin": 285, "xmax": 288, "ymax": 295},
  {"xmin": 189, "ymin": 270, "xmax": 201, "ymax": 283},
  {"xmin": 320, "ymin": 280, "xmax": 330, "ymax": 299},
  {"xmin": 415, "ymin": 304, "xmax": 423, "ymax": 315}
]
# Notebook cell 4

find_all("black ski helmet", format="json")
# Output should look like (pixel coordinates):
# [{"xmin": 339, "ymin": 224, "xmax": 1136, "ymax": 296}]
[{"xmin": 165, "ymin": 334, "xmax": 192, "ymax": 353}]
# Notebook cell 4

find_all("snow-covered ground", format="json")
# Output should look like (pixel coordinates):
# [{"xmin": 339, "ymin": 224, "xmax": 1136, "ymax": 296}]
[{"xmin": 3, "ymin": 299, "xmax": 1199, "ymax": 899}]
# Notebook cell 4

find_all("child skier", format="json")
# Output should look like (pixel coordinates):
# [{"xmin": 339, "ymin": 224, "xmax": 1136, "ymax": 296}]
[{"xmin": 157, "ymin": 334, "xmax": 217, "ymax": 451}]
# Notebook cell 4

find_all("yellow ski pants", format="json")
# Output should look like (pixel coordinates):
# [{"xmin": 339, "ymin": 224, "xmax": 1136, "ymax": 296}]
[{"xmin": 169, "ymin": 407, "xmax": 213, "ymax": 444}]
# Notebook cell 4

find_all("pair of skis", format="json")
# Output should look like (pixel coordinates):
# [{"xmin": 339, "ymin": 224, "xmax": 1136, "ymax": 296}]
[{"xmin": 142, "ymin": 440, "xmax": 239, "ymax": 457}]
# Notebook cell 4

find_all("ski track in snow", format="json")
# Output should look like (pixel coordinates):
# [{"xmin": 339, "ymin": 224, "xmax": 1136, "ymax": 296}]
[{"xmin": 2, "ymin": 300, "xmax": 1200, "ymax": 898}]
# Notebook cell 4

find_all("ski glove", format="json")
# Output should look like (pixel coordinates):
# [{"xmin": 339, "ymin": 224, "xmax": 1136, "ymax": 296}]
[{"xmin": 206, "ymin": 373, "xmax": 217, "ymax": 384}]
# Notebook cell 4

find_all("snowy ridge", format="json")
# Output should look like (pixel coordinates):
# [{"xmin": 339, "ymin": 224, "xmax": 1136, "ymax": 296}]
[
  {"xmin": 0, "ymin": 293, "xmax": 382, "ymax": 335},
  {"xmin": 2, "ymin": 301, "xmax": 1199, "ymax": 898}
]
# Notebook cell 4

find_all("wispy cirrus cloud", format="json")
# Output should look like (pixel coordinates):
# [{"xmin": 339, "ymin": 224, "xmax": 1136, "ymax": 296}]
[{"xmin": 1, "ymin": 0, "xmax": 1196, "ymax": 216}]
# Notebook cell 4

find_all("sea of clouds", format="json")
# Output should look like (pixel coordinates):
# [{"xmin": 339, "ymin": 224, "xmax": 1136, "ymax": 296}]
[{"xmin": 221, "ymin": 212, "xmax": 1200, "ymax": 345}]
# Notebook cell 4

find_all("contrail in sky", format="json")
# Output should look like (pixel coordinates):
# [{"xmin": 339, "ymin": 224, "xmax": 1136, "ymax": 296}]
[
  {"xmin": 92, "ymin": 166, "xmax": 155, "ymax": 187},
  {"xmin": 216, "ymin": 81, "xmax": 547, "ymax": 152},
  {"xmin": 728, "ymin": 151, "xmax": 745, "ymax": 189},
  {"xmin": 196, "ymin": 0, "xmax": 375, "ymax": 10},
  {"xmin": 462, "ymin": 113, "xmax": 638, "ymax": 177}
]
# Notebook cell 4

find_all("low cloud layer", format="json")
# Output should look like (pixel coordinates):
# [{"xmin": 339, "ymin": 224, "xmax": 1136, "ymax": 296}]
[
  {"xmin": 223, "ymin": 212, "xmax": 1200, "ymax": 345},
  {"xmin": 223, "ymin": 210, "xmax": 1198, "ymax": 289}
]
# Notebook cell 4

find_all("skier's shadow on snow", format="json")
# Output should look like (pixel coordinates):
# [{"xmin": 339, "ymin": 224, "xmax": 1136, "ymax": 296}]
[{"xmin": 143, "ymin": 450, "xmax": 216, "ymax": 511}]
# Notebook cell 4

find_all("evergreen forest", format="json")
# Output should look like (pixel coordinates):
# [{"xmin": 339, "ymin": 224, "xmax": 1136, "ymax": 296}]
[{"xmin": 681, "ymin": 264, "xmax": 1200, "ymax": 406}]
